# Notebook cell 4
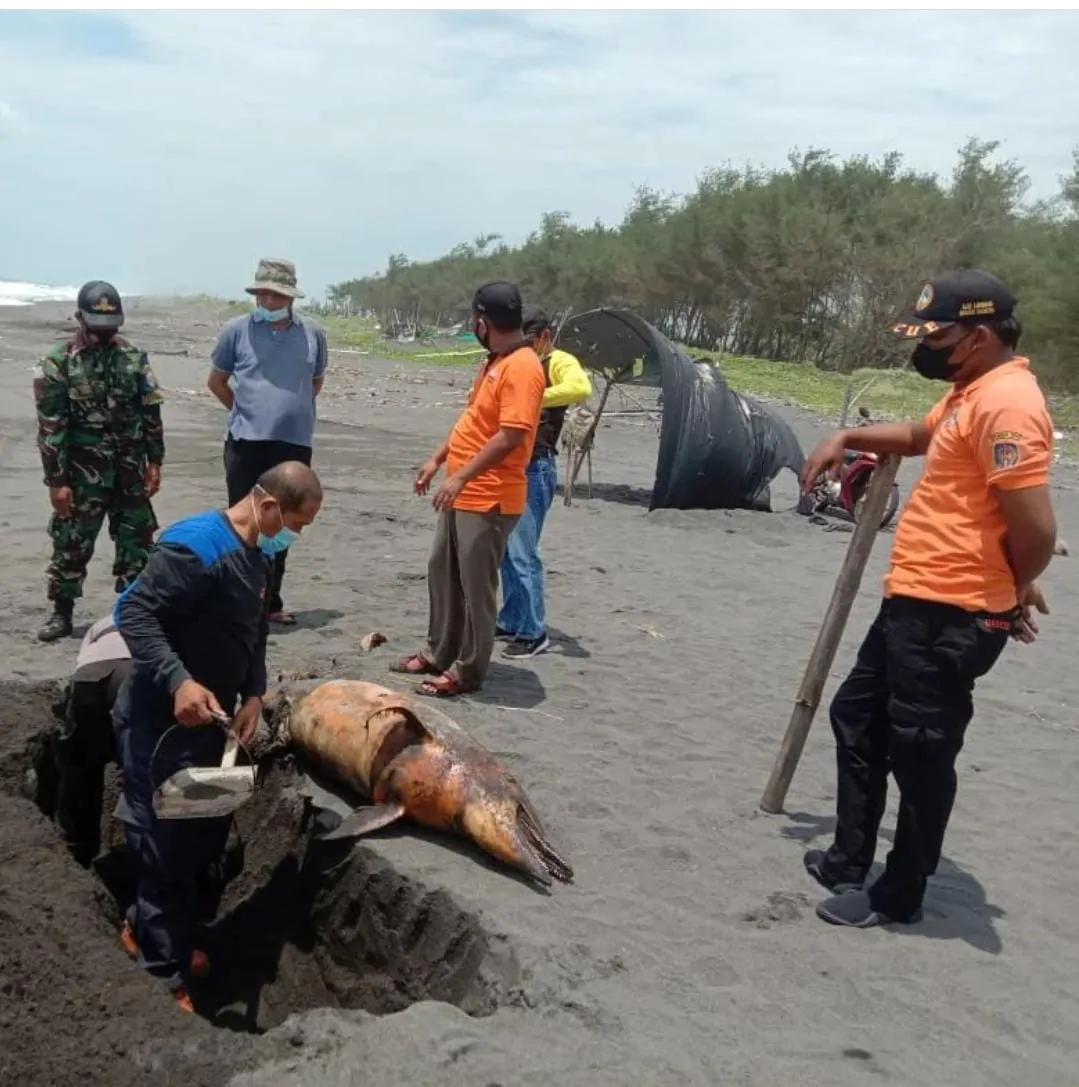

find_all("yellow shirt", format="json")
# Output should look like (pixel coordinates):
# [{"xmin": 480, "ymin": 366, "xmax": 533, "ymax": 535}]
[{"xmin": 542, "ymin": 348, "xmax": 592, "ymax": 408}]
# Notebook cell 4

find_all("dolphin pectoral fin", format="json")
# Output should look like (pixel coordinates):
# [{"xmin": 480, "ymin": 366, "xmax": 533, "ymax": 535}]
[{"xmin": 317, "ymin": 802, "xmax": 406, "ymax": 841}]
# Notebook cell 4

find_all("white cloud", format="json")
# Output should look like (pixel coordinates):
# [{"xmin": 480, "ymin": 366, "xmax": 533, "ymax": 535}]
[
  {"xmin": 0, "ymin": 98, "xmax": 30, "ymax": 136},
  {"xmin": 0, "ymin": 10, "xmax": 1077, "ymax": 299}
]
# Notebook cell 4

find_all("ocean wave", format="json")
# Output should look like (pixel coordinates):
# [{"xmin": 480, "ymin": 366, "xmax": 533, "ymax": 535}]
[{"xmin": 0, "ymin": 280, "xmax": 81, "ymax": 307}]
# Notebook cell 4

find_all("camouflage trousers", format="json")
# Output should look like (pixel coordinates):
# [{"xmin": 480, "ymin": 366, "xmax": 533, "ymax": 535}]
[{"xmin": 46, "ymin": 476, "xmax": 158, "ymax": 603}]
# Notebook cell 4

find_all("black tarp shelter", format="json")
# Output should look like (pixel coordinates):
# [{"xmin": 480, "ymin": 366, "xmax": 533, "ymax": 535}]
[{"xmin": 555, "ymin": 308, "xmax": 806, "ymax": 512}]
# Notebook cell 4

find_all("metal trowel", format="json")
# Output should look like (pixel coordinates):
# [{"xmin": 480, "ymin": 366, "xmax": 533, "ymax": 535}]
[{"xmin": 152, "ymin": 711, "xmax": 257, "ymax": 820}]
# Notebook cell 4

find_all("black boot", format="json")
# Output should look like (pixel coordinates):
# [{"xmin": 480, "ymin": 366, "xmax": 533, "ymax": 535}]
[{"xmin": 38, "ymin": 600, "xmax": 74, "ymax": 643}]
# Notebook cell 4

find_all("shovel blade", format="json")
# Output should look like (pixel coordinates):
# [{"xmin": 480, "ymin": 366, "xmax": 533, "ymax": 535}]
[{"xmin": 153, "ymin": 766, "xmax": 256, "ymax": 820}]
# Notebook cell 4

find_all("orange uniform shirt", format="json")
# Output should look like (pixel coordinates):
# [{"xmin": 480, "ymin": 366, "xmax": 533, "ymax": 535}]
[
  {"xmin": 884, "ymin": 357, "xmax": 1054, "ymax": 613},
  {"xmin": 446, "ymin": 346, "xmax": 546, "ymax": 515}
]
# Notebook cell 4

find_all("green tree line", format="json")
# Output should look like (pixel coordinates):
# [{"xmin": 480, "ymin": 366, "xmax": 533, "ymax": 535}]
[{"xmin": 327, "ymin": 139, "xmax": 1079, "ymax": 388}]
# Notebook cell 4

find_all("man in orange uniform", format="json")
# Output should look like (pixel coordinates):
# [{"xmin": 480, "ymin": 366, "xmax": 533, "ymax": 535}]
[
  {"xmin": 800, "ymin": 268, "xmax": 1058, "ymax": 928},
  {"xmin": 393, "ymin": 282, "xmax": 545, "ymax": 698}
]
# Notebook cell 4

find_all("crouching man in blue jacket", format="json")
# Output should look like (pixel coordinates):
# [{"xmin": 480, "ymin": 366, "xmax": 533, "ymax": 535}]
[{"xmin": 112, "ymin": 460, "xmax": 322, "ymax": 1011}]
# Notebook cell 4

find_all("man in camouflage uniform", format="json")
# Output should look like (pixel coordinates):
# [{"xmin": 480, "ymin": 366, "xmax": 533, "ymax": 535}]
[{"xmin": 34, "ymin": 280, "xmax": 165, "ymax": 643}]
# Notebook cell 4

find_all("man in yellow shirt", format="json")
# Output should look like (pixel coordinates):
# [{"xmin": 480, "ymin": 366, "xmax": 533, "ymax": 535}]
[{"xmin": 497, "ymin": 305, "xmax": 592, "ymax": 658}]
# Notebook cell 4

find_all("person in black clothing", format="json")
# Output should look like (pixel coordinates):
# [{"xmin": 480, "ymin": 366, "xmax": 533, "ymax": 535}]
[
  {"xmin": 112, "ymin": 460, "xmax": 323, "ymax": 1008},
  {"xmin": 49, "ymin": 614, "xmax": 131, "ymax": 867}
]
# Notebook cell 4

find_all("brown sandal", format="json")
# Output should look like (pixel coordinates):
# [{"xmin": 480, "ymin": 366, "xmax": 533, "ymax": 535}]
[
  {"xmin": 389, "ymin": 653, "xmax": 439, "ymax": 676},
  {"xmin": 415, "ymin": 672, "xmax": 477, "ymax": 699}
]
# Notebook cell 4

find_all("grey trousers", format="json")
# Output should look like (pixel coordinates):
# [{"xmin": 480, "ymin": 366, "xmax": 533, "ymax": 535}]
[{"xmin": 426, "ymin": 507, "xmax": 519, "ymax": 687}]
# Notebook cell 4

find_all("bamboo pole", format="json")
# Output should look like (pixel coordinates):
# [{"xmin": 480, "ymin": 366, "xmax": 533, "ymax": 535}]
[{"xmin": 759, "ymin": 452, "xmax": 902, "ymax": 814}]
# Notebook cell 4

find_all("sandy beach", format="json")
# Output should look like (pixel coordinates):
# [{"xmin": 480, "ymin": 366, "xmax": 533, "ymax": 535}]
[{"xmin": 1, "ymin": 296, "xmax": 1078, "ymax": 1087}]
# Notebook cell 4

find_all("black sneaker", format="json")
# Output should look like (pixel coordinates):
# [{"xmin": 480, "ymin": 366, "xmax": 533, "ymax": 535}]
[
  {"xmin": 803, "ymin": 849, "xmax": 864, "ymax": 894},
  {"xmin": 495, "ymin": 626, "xmax": 517, "ymax": 641},
  {"xmin": 815, "ymin": 889, "xmax": 923, "ymax": 928},
  {"xmin": 503, "ymin": 634, "xmax": 550, "ymax": 659},
  {"xmin": 37, "ymin": 604, "xmax": 74, "ymax": 643}
]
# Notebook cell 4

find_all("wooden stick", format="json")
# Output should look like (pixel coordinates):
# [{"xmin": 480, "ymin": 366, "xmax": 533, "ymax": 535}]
[
  {"xmin": 838, "ymin": 379, "xmax": 853, "ymax": 429},
  {"xmin": 563, "ymin": 434, "xmax": 577, "ymax": 507},
  {"xmin": 759, "ymin": 452, "xmax": 902, "ymax": 814},
  {"xmin": 569, "ymin": 372, "xmax": 617, "ymax": 491}
]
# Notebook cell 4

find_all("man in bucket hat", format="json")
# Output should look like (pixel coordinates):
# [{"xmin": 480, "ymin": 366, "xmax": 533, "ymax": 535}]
[
  {"xmin": 798, "ymin": 267, "xmax": 1058, "ymax": 930},
  {"xmin": 207, "ymin": 259, "xmax": 328, "ymax": 624}
]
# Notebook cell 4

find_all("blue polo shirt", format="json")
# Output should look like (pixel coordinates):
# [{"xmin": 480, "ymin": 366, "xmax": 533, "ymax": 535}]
[{"xmin": 211, "ymin": 312, "xmax": 328, "ymax": 447}]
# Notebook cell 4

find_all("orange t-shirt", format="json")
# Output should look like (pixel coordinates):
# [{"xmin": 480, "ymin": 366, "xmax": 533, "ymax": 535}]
[
  {"xmin": 884, "ymin": 357, "xmax": 1054, "ymax": 613},
  {"xmin": 446, "ymin": 346, "xmax": 546, "ymax": 515}
]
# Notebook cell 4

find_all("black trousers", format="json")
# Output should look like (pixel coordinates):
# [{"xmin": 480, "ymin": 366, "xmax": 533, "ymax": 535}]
[
  {"xmin": 821, "ymin": 595, "xmax": 1010, "ymax": 919},
  {"xmin": 53, "ymin": 660, "xmax": 130, "ymax": 866},
  {"xmin": 124, "ymin": 815, "xmax": 233, "ymax": 991},
  {"xmin": 223, "ymin": 437, "xmax": 312, "ymax": 613}
]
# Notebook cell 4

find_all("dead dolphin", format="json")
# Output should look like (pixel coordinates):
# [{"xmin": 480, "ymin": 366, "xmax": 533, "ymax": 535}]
[{"xmin": 266, "ymin": 678, "xmax": 574, "ymax": 887}]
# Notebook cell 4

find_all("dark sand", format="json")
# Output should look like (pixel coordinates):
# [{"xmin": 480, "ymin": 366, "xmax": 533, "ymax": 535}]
[{"xmin": 1, "ymin": 297, "xmax": 1078, "ymax": 1086}]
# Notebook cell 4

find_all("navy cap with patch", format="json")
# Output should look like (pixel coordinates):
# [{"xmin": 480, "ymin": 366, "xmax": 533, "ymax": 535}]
[
  {"xmin": 472, "ymin": 281, "xmax": 523, "ymax": 328},
  {"xmin": 893, "ymin": 268, "xmax": 1016, "ymax": 339}
]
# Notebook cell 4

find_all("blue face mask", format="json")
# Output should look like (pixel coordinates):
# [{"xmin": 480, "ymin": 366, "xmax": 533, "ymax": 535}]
[
  {"xmin": 258, "ymin": 526, "xmax": 298, "ymax": 556},
  {"xmin": 253, "ymin": 304, "xmax": 291, "ymax": 323},
  {"xmin": 251, "ymin": 495, "xmax": 300, "ymax": 555}
]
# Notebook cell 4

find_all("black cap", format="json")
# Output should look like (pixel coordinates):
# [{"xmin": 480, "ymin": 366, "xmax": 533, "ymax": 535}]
[
  {"xmin": 472, "ymin": 281, "xmax": 523, "ymax": 329},
  {"xmin": 521, "ymin": 303, "xmax": 551, "ymax": 337},
  {"xmin": 76, "ymin": 280, "xmax": 125, "ymax": 330},
  {"xmin": 893, "ymin": 268, "xmax": 1016, "ymax": 339}
]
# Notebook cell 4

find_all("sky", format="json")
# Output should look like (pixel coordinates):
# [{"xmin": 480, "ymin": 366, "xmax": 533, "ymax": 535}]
[{"xmin": 2, "ymin": 9, "xmax": 1079, "ymax": 301}]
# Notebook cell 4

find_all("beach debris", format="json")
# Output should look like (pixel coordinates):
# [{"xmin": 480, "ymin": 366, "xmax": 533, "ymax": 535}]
[
  {"xmin": 266, "ymin": 677, "xmax": 574, "ymax": 886},
  {"xmin": 359, "ymin": 631, "xmax": 387, "ymax": 652}
]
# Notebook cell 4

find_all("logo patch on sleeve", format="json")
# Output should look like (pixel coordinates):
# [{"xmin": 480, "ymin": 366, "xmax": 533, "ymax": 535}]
[{"xmin": 992, "ymin": 440, "xmax": 1020, "ymax": 469}]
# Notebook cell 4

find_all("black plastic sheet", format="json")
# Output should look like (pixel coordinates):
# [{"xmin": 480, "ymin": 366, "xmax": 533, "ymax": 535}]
[{"xmin": 557, "ymin": 308, "xmax": 806, "ymax": 512}]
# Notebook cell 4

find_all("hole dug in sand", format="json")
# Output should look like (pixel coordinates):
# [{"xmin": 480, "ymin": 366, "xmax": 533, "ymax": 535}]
[
  {"xmin": 187, "ymin": 774, "xmax": 519, "ymax": 1035},
  {"xmin": 2, "ymin": 680, "xmax": 521, "ymax": 1046}
]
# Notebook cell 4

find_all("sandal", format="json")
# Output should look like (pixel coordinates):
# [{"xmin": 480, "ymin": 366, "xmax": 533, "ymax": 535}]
[
  {"xmin": 389, "ymin": 653, "xmax": 439, "ymax": 676},
  {"xmin": 269, "ymin": 611, "xmax": 297, "ymax": 626},
  {"xmin": 415, "ymin": 672, "xmax": 478, "ymax": 699}
]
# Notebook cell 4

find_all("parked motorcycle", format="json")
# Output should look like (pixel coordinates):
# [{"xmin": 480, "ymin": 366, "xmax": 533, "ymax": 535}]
[{"xmin": 797, "ymin": 407, "xmax": 901, "ymax": 528}]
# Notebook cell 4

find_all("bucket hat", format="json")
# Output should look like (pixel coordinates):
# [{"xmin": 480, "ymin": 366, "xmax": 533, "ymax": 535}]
[{"xmin": 245, "ymin": 257, "xmax": 305, "ymax": 299}]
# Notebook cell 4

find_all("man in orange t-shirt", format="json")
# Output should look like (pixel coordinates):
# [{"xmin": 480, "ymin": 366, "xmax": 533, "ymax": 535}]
[
  {"xmin": 799, "ymin": 268, "xmax": 1058, "ymax": 929},
  {"xmin": 392, "ymin": 281, "xmax": 546, "ymax": 698}
]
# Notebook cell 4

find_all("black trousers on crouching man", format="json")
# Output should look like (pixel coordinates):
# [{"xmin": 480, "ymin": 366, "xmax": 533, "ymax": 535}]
[
  {"xmin": 51, "ymin": 659, "xmax": 130, "ymax": 866},
  {"xmin": 223, "ymin": 437, "xmax": 312, "ymax": 614},
  {"xmin": 816, "ymin": 595, "xmax": 1011, "ymax": 920}
]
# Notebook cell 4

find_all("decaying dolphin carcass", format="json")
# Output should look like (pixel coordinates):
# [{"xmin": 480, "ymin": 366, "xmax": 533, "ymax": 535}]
[{"xmin": 264, "ymin": 678, "xmax": 574, "ymax": 887}]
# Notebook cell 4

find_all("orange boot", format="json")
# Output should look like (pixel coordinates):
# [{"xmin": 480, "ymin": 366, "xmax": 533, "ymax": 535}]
[{"xmin": 120, "ymin": 920, "xmax": 211, "ymax": 979}]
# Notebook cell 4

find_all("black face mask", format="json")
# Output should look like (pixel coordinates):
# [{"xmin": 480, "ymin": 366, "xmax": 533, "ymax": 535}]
[
  {"xmin": 473, "ymin": 319, "xmax": 489, "ymax": 350},
  {"xmin": 911, "ymin": 328, "xmax": 975, "ymax": 383},
  {"xmin": 90, "ymin": 329, "xmax": 119, "ymax": 347},
  {"xmin": 911, "ymin": 342, "xmax": 959, "ymax": 382}
]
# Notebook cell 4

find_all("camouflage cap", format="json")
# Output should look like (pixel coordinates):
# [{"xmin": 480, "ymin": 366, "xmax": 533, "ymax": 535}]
[{"xmin": 245, "ymin": 257, "xmax": 305, "ymax": 299}]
